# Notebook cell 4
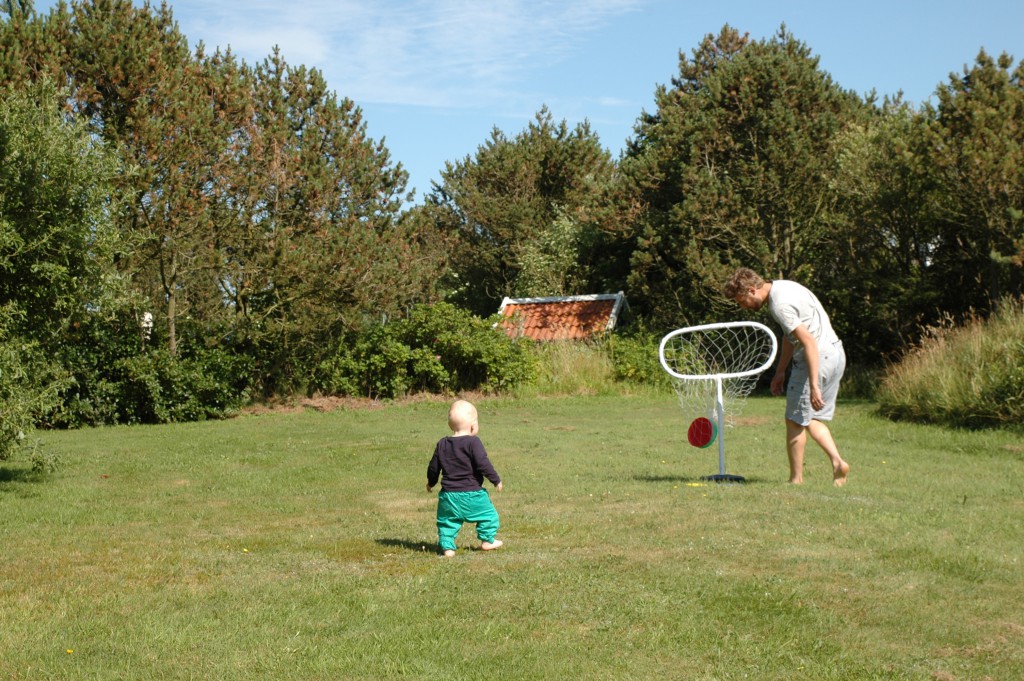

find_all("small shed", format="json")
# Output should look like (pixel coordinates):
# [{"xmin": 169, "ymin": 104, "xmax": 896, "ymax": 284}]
[{"xmin": 497, "ymin": 292, "xmax": 629, "ymax": 341}]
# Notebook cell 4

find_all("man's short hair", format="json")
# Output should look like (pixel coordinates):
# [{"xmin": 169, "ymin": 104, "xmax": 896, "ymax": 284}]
[{"xmin": 722, "ymin": 268, "xmax": 765, "ymax": 298}]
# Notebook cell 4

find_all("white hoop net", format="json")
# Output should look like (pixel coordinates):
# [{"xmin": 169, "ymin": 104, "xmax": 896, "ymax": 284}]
[
  {"xmin": 659, "ymin": 322, "xmax": 778, "ymax": 427},
  {"xmin": 659, "ymin": 322, "xmax": 778, "ymax": 480}
]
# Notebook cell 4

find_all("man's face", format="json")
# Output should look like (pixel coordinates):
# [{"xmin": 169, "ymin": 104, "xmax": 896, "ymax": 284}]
[{"xmin": 733, "ymin": 287, "xmax": 763, "ymax": 311}]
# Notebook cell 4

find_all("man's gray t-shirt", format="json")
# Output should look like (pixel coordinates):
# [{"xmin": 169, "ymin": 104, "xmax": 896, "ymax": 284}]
[{"xmin": 767, "ymin": 280, "xmax": 840, "ymax": 364}]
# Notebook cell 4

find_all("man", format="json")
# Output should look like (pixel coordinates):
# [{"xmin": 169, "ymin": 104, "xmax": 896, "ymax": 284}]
[{"xmin": 723, "ymin": 268, "xmax": 850, "ymax": 486}]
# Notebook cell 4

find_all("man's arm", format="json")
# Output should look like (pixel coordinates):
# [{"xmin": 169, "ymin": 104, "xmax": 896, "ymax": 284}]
[
  {"xmin": 772, "ymin": 336, "xmax": 795, "ymax": 396},
  {"xmin": 790, "ymin": 324, "xmax": 824, "ymax": 410}
]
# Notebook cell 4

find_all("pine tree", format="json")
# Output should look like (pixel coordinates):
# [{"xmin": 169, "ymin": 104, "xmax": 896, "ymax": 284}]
[
  {"xmin": 622, "ymin": 26, "xmax": 865, "ymax": 327},
  {"xmin": 925, "ymin": 49, "xmax": 1024, "ymax": 313},
  {"xmin": 426, "ymin": 106, "xmax": 614, "ymax": 315}
]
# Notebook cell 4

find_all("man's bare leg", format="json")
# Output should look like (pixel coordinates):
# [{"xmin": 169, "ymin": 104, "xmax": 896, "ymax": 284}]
[
  {"xmin": 807, "ymin": 419, "xmax": 849, "ymax": 486},
  {"xmin": 785, "ymin": 419, "xmax": 806, "ymax": 484}
]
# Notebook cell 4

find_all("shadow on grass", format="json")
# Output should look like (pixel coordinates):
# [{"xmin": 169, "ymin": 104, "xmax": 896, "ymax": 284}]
[
  {"xmin": 376, "ymin": 538, "xmax": 441, "ymax": 554},
  {"xmin": 0, "ymin": 466, "xmax": 45, "ymax": 485},
  {"xmin": 634, "ymin": 474, "xmax": 701, "ymax": 483},
  {"xmin": 634, "ymin": 473, "xmax": 772, "ymax": 485}
]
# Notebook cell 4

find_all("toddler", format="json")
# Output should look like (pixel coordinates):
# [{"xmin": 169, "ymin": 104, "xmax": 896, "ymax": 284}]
[{"xmin": 426, "ymin": 400, "xmax": 503, "ymax": 556}]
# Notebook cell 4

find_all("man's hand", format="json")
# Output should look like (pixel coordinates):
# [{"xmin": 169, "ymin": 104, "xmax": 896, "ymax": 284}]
[
  {"xmin": 426, "ymin": 483, "xmax": 433, "ymax": 493},
  {"xmin": 810, "ymin": 385, "xmax": 825, "ymax": 411},
  {"xmin": 496, "ymin": 481, "xmax": 503, "ymax": 492}
]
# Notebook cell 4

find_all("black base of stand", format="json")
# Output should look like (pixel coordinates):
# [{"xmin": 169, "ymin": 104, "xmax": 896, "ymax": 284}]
[{"xmin": 701, "ymin": 473, "xmax": 745, "ymax": 483}]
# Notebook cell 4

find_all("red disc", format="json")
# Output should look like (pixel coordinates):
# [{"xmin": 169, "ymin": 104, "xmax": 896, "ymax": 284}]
[{"xmin": 687, "ymin": 417, "xmax": 717, "ymax": 448}]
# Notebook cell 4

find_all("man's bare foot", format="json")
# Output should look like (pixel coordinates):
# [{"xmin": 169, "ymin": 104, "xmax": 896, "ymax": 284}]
[
  {"xmin": 481, "ymin": 540, "xmax": 503, "ymax": 551},
  {"xmin": 788, "ymin": 477, "xmax": 803, "ymax": 484},
  {"xmin": 833, "ymin": 461, "xmax": 850, "ymax": 487},
  {"xmin": 442, "ymin": 549, "xmax": 456, "ymax": 557}
]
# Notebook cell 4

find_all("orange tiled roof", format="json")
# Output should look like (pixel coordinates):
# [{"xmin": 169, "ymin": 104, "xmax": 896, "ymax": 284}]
[{"xmin": 497, "ymin": 292, "xmax": 628, "ymax": 341}]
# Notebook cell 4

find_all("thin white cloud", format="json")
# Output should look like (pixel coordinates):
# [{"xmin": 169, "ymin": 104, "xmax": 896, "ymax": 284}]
[
  {"xmin": 170, "ymin": 0, "xmax": 646, "ymax": 108},
  {"xmin": 594, "ymin": 95, "xmax": 635, "ymax": 108}
]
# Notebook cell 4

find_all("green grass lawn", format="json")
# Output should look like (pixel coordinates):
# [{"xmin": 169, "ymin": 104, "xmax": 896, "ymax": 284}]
[{"xmin": 2, "ymin": 394, "xmax": 1022, "ymax": 680}]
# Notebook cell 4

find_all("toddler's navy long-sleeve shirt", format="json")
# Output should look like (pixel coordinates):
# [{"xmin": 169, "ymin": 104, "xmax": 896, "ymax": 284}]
[{"xmin": 427, "ymin": 435, "xmax": 501, "ymax": 492}]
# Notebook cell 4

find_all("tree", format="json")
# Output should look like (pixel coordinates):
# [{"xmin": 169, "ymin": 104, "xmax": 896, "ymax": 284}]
[
  {"xmin": 822, "ymin": 100, "xmax": 944, "ymax": 362},
  {"xmin": 514, "ymin": 207, "xmax": 587, "ymax": 297},
  {"xmin": 426, "ymin": 106, "xmax": 615, "ymax": 315},
  {"xmin": 0, "ymin": 80, "xmax": 121, "ymax": 346},
  {"xmin": 211, "ymin": 50, "xmax": 436, "ymax": 394},
  {"xmin": 1, "ymin": 0, "xmax": 445, "ymax": 404},
  {"xmin": 0, "ymin": 0, "xmax": 68, "ymax": 87},
  {"xmin": 0, "ymin": 81, "xmax": 121, "ymax": 462},
  {"xmin": 924, "ymin": 49, "xmax": 1024, "ymax": 315},
  {"xmin": 59, "ymin": 0, "xmax": 239, "ymax": 356},
  {"xmin": 621, "ymin": 26, "xmax": 865, "ymax": 328}
]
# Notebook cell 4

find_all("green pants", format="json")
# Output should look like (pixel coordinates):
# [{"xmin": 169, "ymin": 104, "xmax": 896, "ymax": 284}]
[{"xmin": 436, "ymin": 489, "xmax": 500, "ymax": 551}]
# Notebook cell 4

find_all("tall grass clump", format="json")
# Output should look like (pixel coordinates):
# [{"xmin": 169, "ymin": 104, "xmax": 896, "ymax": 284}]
[
  {"xmin": 527, "ymin": 339, "xmax": 617, "ymax": 395},
  {"xmin": 877, "ymin": 296, "xmax": 1024, "ymax": 429},
  {"xmin": 838, "ymin": 364, "xmax": 882, "ymax": 400},
  {"xmin": 524, "ymin": 330, "xmax": 672, "ymax": 396}
]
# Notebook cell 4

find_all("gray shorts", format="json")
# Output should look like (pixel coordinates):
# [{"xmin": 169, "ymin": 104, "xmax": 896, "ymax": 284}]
[{"xmin": 786, "ymin": 341, "xmax": 845, "ymax": 426}]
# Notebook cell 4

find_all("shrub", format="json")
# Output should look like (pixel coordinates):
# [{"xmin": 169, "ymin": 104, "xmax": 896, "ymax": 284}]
[
  {"xmin": 49, "ymin": 304, "xmax": 252, "ymax": 427},
  {"xmin": 607, "ymin": 330, "xmax": 672, "ymax": 388},
  {"xmin": 311, "ymin": 303, "xmax": 535, "ymax": 399},
  {"xmin": 111, "ymin": 347, "xmax": 252, "ymax": 424},
  {"xmin": 0, "ymin": 307, "xmax": 69, "ymax": 468},
  {"xmin": 58, "ymin": 345, "xmax": 250, "ymax": 426},
  {"xmin": 316, "ymin": 327, "xmax": 417, "ymax": 400},
  {"xmin": 877, "ymin": 297, "xmax": 1024, "ymax": 430}
]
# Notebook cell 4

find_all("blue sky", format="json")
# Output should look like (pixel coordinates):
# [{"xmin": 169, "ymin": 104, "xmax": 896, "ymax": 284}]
[{"xmin": 36, "ymin": 0, "xmax": 1024, "ymax": 203}]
